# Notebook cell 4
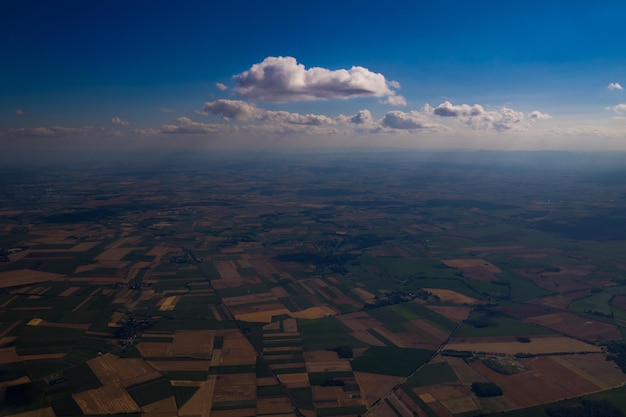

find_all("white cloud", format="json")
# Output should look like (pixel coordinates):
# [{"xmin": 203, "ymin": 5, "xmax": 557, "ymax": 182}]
[
  {"xmin": 431, "ymin": 101, "xmax": 485, "ymax": 117},
  {"xmin": 200, "ymin": 99, "xmax": 334, "ymax": 125},
  {"xmin": 381, "ymin": 111, "xmax": 438, "ymax": 130},
  {"xmin": 351, "ymin": 109, "xmax": 374, "ymax": 125},
  {"xmin": 608, "ymin": 82, "xmax": 624, "ymax": 91},
  {"xmin": 5, "ymin": 125, "xmax": 98, "ymax": 137},
  {"xmin": 111, "ymin": 117, "xmax": 129, "ymax": 126},
  {"xmin": 380, "ymin": 95, "xmax": 407, "ymax": 106},
  {"xmin": 232, "ymin": 56, "xmax": 400, "ymax": 104},
  {"xmin": 201, "ymin": 99, "xmax": 262, "ymax": 120},
  {"xmin": 15, "ymin": 109, "xmax": 25, "ymax": 116},
  {"xmin": 161, "ymin": 117, "xmax": 228, "ymax": 134},
  {"xmin": 425, "ymin": 101, "xmax": 549, "ymax": 131},
  {"xmin": 216, "ymin": 82, "xmax": 228, "ymax": 91},
  {"xmin": 610, "ymin": 103, "xmax": 626, "ymax": 114},
  {"xmin": 527, "ymin": 110, "xmax": 551, "ymax": 120}
]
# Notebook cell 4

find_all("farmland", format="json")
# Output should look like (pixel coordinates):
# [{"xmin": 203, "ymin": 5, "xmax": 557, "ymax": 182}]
[{"xmin": 1, "ymin": 151, "xmax": 626, "ymax": 416}]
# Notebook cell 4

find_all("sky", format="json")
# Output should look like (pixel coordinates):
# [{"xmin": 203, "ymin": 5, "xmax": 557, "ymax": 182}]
[{"xmin": 2, "ymin": 0, "xmax": 626, "ymax": 155}]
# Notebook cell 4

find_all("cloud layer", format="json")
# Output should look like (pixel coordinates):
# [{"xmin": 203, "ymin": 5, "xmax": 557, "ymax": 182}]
[{"xmin": 231, "ymin": 56, "xmax": 405, "ymax": 105}]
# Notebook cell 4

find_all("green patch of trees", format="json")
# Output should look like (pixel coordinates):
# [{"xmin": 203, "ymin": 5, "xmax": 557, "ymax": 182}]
[{"xmin": 471, "ymin": 381, "xmax": 503, "ymax": 397}]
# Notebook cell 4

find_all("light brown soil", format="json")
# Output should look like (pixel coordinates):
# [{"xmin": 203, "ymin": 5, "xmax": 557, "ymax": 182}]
[
  {"xmin": 353, "ymin": 372, "xmax": 405, "ymax": 407},
  {"xmin": 526, "ymin": 312, "xmax": 621, "ymax": 342}
]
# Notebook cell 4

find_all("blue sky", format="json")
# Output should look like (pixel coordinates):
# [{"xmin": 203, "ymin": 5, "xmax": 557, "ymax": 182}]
[{"xmin": 2, "ymin": 0, "xmax": 626, "ymax": 152}]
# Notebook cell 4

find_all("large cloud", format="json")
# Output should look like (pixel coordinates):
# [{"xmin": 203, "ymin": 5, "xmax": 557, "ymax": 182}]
[
  {"xmin": 424, "ymin": 101, "xmax": 549, "ymax": 131},
  {"xmin": 431, "ymin": 101, "xmax": 485, "ymax": 117},
  {"xmin": 231, "ymin": 56, "xmax": 405, "ymax": 105},
  {"xmin": 610, "ymin": 103, "xmax": 626, "ymax": 114},
  {"xmin": 161, "ymin": 117, "xmax": 228, "ymax": 134},
  {"xmin": 382, "ymin": 111, "xmax": 438, "ymax": 130},
  {"xmin": 201, "ymin": 99, "xmax": 334, "ymax": 125}
]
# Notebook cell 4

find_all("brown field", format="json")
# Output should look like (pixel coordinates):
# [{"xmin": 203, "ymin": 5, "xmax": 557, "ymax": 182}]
[
  {"xmin": 136, "ymin": 342, "xmax": 172, "ymax": 358},
  {"xmin": 172, "ymin": 330, "xmax": 215, "ymax": 359},
  {"xmin": 373, "ymin": 326, "xmax": 432, "ymax": 349},
  {"xmin": 370, "ymin": 400, "xmax": 404, "ymax": 417},
  {"xmin": 283, "ymin": 318, "xmax": 298, "ymax": 333},
  {"xmin": 353, "ymin": 372, "xmax": 405, "ymax": 407},
  {"xmin": 307, "ymin": 361, "xmax": 352, "ymax": 373},
  {"xmin": 257, "ymin": 397, "xmax": 295, "ymax": 415},
  {"xmin": 291, "ymin": 306, "xmax": 337, "ymax": 319},
  {"xmin": 276, "ymin": 373, "xmax": 309, "ymax": 388},
  {"xmin": 533, "ymin": 289, "xmax": 593, "ymax": 309},
  {"xmin": 312, "ymin": 385, "xmax": 344, "ymax": 402},
  {"xmin": 445, "ymin": 357, "xmax": 489, "ymax": 385},
  {"xmin": 0, "ymin": 347, "xmax": 20, "ymax": 364},
  {"xmin": 231, "ymin": 302, "xmax": 287, "ymax": 317},
  {"xmin": 351, "ymin": 330, "xmax": 387, "ymax": 346},
  {"xmin": 20, "ymin": 353, "xmax": 66, "ymax": 361},
  {"xmin": 407, "ymin": 319, "xmax": 450, "ymax": 346},
  {"xmin": 178, "ymin": 375, "xmax": 217, "ymax": 417},
  {"xmin": 395, "ymin": 389, "xmax": 430, "ymax": 417},
  {"xmin": 426, "ymin": 306, "xmax": 472, "ymax": 324},
  {"xmin": 36, "ymin": 320, "xmax": 91, "ymax": 330},
  {"xmin": 469, "ymin": 356, "xmax": 601, "ymax": 409},
  {"xmin": 442, "ymin": 259, "xmax": 502, "ymax": 272},
  {"xmin": 4, "ymin": 407, "xmax": 56, "ymax": 417},
  {"xmin": 415, "ymin": 384, "xmax": 478, "ymax": 414},
  {"xmin": 513, "ymin": 253, "xmax": 548, "ymax": 259},
  {"xmin": 351, "ymin": 287, "xmax": 377, "ymax": 303},
  {"xmin": 147, "ymin": 360, "xmax": 210, "ymax": 372},
  {"xmin": 69, "ymin": 241, "xmax": 101, "ymax": 252},
  {"xmin": 0, "ymin": 269, "xmax": 64, "ymax": 288},
  {"xmin": 235, "ymin": 308, "xmax": 291, "ymax": 323},
  {"xmin": 223, "ymin": 292, "xmax": 278, "ymax": 306},
  {"xmin": 304, "ymin": 350, "xmax": 344, "ymax": 362},
  {"xmin": 212, "ymin": 275, "xmax": 264, "ymax": 289},
  {"xmin": 88, "ymin": 354, "xmax": 158, "ymax": 386},
  {"xmin": 146, "ymin": 246, "xmax": 174, "ymax": 257},
  {"xmin": 220, "ymin": 331, "xmax": 257, "ymax": 365},
  {"xmin": 423, "ymin": 288, "xmax": 479, "ymax": 305},
  {"xmin": 338, "ymin": 311, "xmax": 385, "ymax": 331},
  {"xmin": 96, "ymin": 247, "xmax": 142, "ymax": 261},
  {"xmin": 141, "ymin": 395, "xmax": 178, "ymax": 413},
  {"xmin": 270, "ymin": 286, "xmax": 291, "ymax": 298},
  {"xmin": 526, "ymin": 312, "xmax": 621, "ymax": 341},
  {"xmin": 213, "ymin": 373, "xmax": 256, "ymax": 402},
  {"xmin": 552, "ymin": 354, "xmax": 626, "ymax": 389},
  {"xmin": 73, "ymin": 382, "xmax": 140, "ymax": 414},
  {"xmin": 58, "ymin": 286, "xmax": 80, "ymax": 296},
  {"xmin": 214, "ymin": 260, "xmax": 242, "ymax": 280},
  {"xmin": 514, "ymin": 268, "xmax": 590, "ymax": 292},
  {"xmin": 611, "ymin": 295, "xmax": 626, "ymax": 311},
  {"xmin": 210, "ymin": 409, "xmax": 257, "ymax": 417},
  {"xmin": 446, "ymin": 336, "xmax": 600, "ymax": 355}
]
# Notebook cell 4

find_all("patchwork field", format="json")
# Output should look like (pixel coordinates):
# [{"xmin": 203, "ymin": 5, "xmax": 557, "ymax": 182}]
[{"xmin": 2, "ymin": 154, "xmax": 626, "ymax": 417}]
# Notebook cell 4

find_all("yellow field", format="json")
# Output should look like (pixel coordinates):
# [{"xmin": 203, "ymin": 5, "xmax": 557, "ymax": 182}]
[
  {"xmin": 552, "ymin": 354, "xmax": 626, "ymax": 389},
  {"xmin": 96, "ymin": 247, "xmax": 141, "ymax": 261},
  {"xmin": 158, "ymin": 295, "xmax": 178, "ymax": 311},
  {"xmin": 446, "ymin": 336, "xmax": 600, "ymax": 355},
  {"xmin": 4, "ymin": 407, "xmax": 56, "ymax": 417},
  {"xmin": 0, "ymin": 269, "xmax": 64, "ymax": 288},
  {"xmin": 424, "ymin": 288, "xmax": 479, "ymax": 305},
  {"xmin": 276, "ymin": 373, "xmax": 309, "ymax": 387},
  {"xmin": 178, "ymin": 375, "xmax": 217, "ymax": 417},
  {"xmin": 73, "ymin": 383, "xmax": 140, "ymax": 414},
  {"xmin": 291, "ymin": 306, "xmax": 336, "ymax": 319},
  {"xmin": 0, "ymin": 347, "xmax": 20, "ymax": 364},
  {"xmin": 172, "ymin": 330, "xmax": 215, "ymax": 359},
  {"xmin": 442, "ymin": 259, "xmax": 502, "ymax": 272}
]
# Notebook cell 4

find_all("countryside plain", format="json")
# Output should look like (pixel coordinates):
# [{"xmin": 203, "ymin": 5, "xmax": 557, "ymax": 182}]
[{"xmin": 1, "ymin": 151, "xmax": 626, "ymax": 417}]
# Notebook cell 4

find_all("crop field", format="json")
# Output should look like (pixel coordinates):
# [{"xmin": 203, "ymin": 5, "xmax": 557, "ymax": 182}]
[{"xmin": 2, "ymin": 154, "xmax": 626, "ymax": 416}]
